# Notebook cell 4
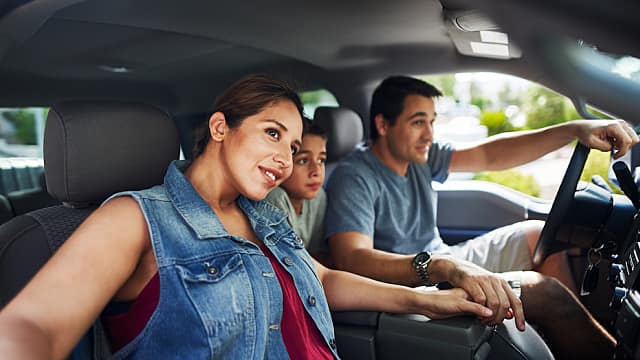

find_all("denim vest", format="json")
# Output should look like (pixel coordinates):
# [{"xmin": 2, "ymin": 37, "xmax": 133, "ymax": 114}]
[{"xmin": 107, "ymin": 161, "xmax": 338, "ymax": 359}]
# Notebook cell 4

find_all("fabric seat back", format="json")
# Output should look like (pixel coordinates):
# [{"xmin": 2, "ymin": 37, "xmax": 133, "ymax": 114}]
[
  {"xmin": 0, "ymin": 101, "xmax": 180, "ymax": 358},
  {"xmin": 313, "ymin": 106, "xmax": 365, "ymax": 183}
]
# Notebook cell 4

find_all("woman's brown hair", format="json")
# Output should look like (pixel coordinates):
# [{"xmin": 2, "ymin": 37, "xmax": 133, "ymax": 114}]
[{"xmin": 192, "ymin": 74, "xmax": 304, "ymax": 158}]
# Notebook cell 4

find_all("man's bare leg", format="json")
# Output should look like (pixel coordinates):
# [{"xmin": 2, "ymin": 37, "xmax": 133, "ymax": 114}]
[
  {"xmin": 520, "ymin": 271, "xmax": 616, "ymax": 360},
  {"xmin": 521, "ymin": 220, "xmax": 577, "ymax": 292}
]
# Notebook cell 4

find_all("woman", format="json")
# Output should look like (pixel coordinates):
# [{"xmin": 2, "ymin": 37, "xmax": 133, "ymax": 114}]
[{"xmin": 0, "ymin": 75, "xmax": 498, "ymax": 359}]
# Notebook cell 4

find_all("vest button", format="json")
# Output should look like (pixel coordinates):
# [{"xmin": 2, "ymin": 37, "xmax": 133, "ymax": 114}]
[
  {"xmin": 206, "ymin": 265, "xmax": 218, "ymax": 275},
  {"xmin": 282, "ymin": 257, "xmax": 294, "ymax": 266},
  {"xmin": 308, "ymin": 295, "xmax": 317, "ymax": 306}
]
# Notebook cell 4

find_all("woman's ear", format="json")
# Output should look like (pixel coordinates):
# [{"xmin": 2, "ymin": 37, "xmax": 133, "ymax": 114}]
[
  {"xmin": 374, "ymin": 114, "xmax": 388, "ymax": 137},
  {"xmin": 209, "ymin": 112, "xmax": 228, "ymax": 142}
]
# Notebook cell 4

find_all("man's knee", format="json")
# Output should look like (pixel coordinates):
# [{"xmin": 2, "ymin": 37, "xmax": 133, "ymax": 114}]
[
  {"xmin": 521, "ymin": 272, "xmax": 573, "ymax": 310},
  {"xmin": 518, "ymin": 220, "xmax": 544, "ymax": 254}
]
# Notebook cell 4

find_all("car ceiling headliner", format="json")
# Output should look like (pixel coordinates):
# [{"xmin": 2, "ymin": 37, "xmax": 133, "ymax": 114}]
[{"xmin": 0, "ymin": 0, "xmax": 638, "ymax": 121}]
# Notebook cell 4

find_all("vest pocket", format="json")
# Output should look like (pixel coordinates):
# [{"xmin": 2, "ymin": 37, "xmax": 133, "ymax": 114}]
[{"xmin": 176, "ymin": 253, "xmax": 254, "ymax": 346}]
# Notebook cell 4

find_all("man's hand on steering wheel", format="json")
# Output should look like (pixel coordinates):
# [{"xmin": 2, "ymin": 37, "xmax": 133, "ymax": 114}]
[{"xmin": 574, "ymin": 119, "xmax": 639, "ymax": 158}]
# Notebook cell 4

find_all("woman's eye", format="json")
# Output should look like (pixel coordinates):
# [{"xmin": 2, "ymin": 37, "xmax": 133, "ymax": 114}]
[
  {"xmin": 319, "ymin": 158, "xmax": 326, "ymax": 164},
  {"xmin": 266, "ymin": 128, "xmax": 280, "ymax": 140}
]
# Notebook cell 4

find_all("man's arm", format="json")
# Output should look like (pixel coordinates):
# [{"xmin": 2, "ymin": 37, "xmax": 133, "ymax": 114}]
[
  {"xmin": 450, "ymin": 119, "xmax": 638, "ymax": 172},
  {"xmin": 329, "ymin": 231, "xmax": 524, "ymax": 328}
]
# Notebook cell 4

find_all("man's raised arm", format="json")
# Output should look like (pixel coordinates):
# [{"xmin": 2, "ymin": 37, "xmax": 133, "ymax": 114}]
[{"xmin": 450, "ymin": 119, "xmax": 638, "ymax": 173}]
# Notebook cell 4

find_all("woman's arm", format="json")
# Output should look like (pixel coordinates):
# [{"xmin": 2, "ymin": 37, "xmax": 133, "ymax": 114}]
[
  {"xmin": 313, "ymin": 259, "xmax": 493, "ymax": 321},
  {"xmin": 0, "ymin": 197, "xmax": 150, "ymax": 360}
]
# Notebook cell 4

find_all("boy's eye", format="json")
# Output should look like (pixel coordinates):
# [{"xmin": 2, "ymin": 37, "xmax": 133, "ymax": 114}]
[
  {"xmin": 295, "ymin": 158, "xmax": 308, "ymax": 165},
  {"xmin": 318, "ymin": 158, "xmax": 326, "ymax": 165}
]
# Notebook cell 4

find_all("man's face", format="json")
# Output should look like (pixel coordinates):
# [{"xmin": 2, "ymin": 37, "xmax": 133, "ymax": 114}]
[{"xmin": 383, "ymin": 94, "xmax": 436, "ymax": 164}]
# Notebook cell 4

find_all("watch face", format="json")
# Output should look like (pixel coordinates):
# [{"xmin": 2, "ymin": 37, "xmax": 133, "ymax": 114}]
[{"xmin": 414, "ymin": 251, "xmax": 431, "ymax": 265}]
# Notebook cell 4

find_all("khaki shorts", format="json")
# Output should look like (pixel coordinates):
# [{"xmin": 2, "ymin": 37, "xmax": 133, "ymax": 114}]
[
  {"xmin": 447, "ymin": 222, "xmax": 534, "ymax": 273},
  {"xmin": 444, "ymin": 223, "xmax": 532, "ymax": 298}
]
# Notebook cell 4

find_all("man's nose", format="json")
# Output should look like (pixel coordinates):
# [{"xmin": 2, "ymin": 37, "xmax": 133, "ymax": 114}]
[{"xmin": 422, "ymin": 122, "xmax": 433, "ymax": 140}]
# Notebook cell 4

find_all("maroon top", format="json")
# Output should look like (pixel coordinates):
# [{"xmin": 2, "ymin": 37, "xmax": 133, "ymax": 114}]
[
  {"xmin": 102, "ymin": 272, "xmax": 160, "ymax": 353},
  {"xmin": 259, "ymin": 243, "xmax": 334, "ymax": 359}
]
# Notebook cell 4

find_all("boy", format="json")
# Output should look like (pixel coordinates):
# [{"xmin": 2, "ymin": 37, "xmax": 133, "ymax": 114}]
[{"xmin": 266, "ymin": 118, "xmax": 332, "ymax": 266}]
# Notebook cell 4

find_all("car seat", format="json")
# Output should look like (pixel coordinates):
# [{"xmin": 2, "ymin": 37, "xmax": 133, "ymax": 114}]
[
  {"xmin": 313, "ymin": 106, "xmax": 365, "ymax": 183},
  {"xmin": 6, "ymin": 172, "xmax": 59, "ymax": 216},
  {"xmin": 312, "ymin": 105, "xmax": 554, "ymax": 360},
  {"xmin": 0, "ymin": 100, "xmax": 180, "ymax": 358}
]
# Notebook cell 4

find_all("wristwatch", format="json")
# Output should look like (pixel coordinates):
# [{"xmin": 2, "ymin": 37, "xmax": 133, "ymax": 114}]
[{"xmin": 412, "ymin": 251, "xmax": 435, "ymax": 286}]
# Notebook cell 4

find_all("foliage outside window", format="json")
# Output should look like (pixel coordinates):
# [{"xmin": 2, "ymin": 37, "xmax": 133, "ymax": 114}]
[
  {"xmin": 422, "ymin": 73, "xmax": 613, "ymax": 199},
  {"xmin": 0, "ymin": 108, "xmax": 47, "ymax": 158},
  {"xmin": 299, "ymin": 89, "xmax": 339, "ymax": 118}
]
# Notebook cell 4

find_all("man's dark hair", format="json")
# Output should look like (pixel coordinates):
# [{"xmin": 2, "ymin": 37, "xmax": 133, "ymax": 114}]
[{"xmin": 369, "ymin": 76, "xmax": 442, "ymax": 141}]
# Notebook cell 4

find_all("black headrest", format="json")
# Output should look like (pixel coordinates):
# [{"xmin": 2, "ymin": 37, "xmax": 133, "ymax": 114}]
[
  {"xmin": 313, "ymin": 106, "xmax": 364, "ymax": 162},
  {"xmin": 44, "ymin": 101, "xmax": 180, "ymax": 207}
]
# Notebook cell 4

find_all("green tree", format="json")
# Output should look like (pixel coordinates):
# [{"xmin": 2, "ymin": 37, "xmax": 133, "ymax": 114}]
[
  {"xmin": 580, "ymin": 150, "xmax": 622, "ymax": 194},
  {"xmin": 3, "ymin": 109, "xmax": 37, "ymax": 145},
  {"xmin": 497, "ymin": 83, "xmax": 520, "ymax": 107},
  {"xmin": 480, "ymin": 110, "xmax": 514, "ymax": 136},
  {"xmin": 421, "ymin": 74, "xmax": 456, "ymax": 97},
  {"xmin": 473, "ymin": 169, "xmax": 541, "ymax": 197},
  {"xmin": 523, "ymin": 86, "xmax": 580, "ymax": 129},
  {"xmin": 470, "ymin": 81, "xmax": 492, "ymax": 111}
]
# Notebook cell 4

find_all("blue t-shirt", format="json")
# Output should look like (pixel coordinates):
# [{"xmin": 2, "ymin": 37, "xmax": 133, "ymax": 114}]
[{"xmin": 324, "ymin": 142, "xmax": 454, "ymax": 255}]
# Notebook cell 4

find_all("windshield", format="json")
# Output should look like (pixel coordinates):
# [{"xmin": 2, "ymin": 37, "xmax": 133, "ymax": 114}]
[{"xmin": 579, "ymin": 41, "xmax": 640, "ymax": 85}]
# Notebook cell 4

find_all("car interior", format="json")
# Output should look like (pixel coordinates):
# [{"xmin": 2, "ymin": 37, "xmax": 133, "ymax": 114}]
[{"xmin": 0, "ymin": 0, "xmax": 639, "ymax": 359}]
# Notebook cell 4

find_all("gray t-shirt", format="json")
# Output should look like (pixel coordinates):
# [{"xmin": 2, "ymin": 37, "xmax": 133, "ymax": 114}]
[
  {"xmin": 265, "ymin": 186, "xmax": 328, "ymax": 254},
  {"xmin": 324, "ymin": 142, "xmax": 454, "ymax": 255}
]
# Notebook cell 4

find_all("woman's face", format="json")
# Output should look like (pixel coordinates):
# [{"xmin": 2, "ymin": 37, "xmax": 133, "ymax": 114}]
[
  {"xmin": 222, "ymin": 100, "xmax": 302, "ymax": 201},
  {"xmin": 281, "ymin": 134, "xmax": 327, "ymax": 201}
]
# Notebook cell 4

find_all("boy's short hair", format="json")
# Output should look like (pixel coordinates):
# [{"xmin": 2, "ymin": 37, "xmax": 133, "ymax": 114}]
[{"xmin": 302, "ymin": 117, "xmax": 327, "ymax": 140}]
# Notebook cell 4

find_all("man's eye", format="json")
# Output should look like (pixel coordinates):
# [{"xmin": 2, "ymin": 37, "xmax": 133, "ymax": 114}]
[
  {"xmin": 295, "ymin": 158, "xmax": 307, "ymax": 165},
  {"xmin": 266, "ymin": 128, "xmax": 280, "ymax": 140},
  {"xmin": 413, "ymin": 120, "xmax": 425, "ymax": 126}
]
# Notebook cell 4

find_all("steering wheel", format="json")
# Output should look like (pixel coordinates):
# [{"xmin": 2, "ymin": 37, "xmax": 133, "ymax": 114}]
[{"xmin": 532, "ymin": 143, "xmax": 591, "ymax": 267}]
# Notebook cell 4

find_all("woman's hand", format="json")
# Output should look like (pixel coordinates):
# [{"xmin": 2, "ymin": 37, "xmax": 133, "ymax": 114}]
[{"xmin": 409, "ymin": 287, "xmax": 493, "ymax": 320}]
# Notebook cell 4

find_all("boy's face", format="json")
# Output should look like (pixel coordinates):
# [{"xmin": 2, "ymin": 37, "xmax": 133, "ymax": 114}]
[{"xmin": 281, "ymin": 134, "xmax": 327, "ymax": 201}]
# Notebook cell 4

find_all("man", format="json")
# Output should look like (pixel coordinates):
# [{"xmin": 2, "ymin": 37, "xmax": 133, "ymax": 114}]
[{"xmin": 325, "ymin": 76, "xmax": 638, "ymax": 359}]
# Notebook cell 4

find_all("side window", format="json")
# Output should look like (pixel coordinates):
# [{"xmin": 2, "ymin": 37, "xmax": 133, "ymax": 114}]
[
  {"xmin": 422, "ymin": 73, "xmax": 615, "ymax": 199},
  {"xmin": 0, "ymin": 108, "xmax": 46, "ymax": 159},
  {"xmin": 0, "ymin": 107, "xmax": 47, "ymax": 195},
  {"xmin": 299, "ymin": 89, "xmax": 339, "ymax": 118}
]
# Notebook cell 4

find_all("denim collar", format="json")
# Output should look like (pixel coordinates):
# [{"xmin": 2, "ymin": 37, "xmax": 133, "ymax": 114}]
[{"xmin": 164, "ymin": 161, "xmax": 288, "ymax": 241}]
